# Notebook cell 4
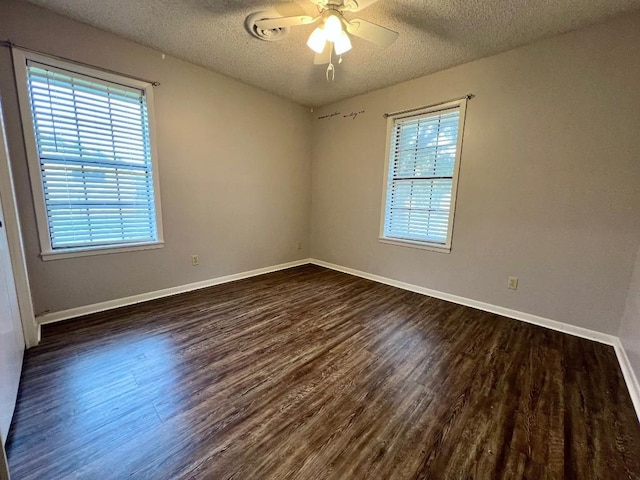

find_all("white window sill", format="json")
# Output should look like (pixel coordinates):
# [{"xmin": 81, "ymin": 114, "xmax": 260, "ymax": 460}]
[
  {"xmin": 379, "ymin": 237, "xmax": 451, "ymax": 253},
  {"xmin": 40, "ymin": 241, "xmax": 164, "ymax": 261}
]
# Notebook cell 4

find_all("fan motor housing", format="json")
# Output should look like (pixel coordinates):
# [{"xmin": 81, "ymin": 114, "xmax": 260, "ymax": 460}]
[{"xmin": 245, "ymin": 11, "xmax": 291, "ymax": 41}]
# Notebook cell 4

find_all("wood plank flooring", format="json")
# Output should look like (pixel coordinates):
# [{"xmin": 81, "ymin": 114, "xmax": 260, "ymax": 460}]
[{"xmin": 6, "ymin": 265, "xmax": 640, "ymax": 479}]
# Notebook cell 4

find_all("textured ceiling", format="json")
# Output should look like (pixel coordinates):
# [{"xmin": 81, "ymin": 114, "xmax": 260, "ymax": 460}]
[{"xmin": 26, "ymin": 0, "xmax": 640, "ymax": 107}]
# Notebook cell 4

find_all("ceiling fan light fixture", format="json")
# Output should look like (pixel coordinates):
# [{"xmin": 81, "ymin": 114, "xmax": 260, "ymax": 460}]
[
  {"xmin": 246, "ymin": 0, "xmax": 399, "ymax": 82},
  {"xmin": 334, "ymin": 30, "xmax": 352, "ymax": 55},
  {"xmin": 323, "ymin": 13, "xmax": 343, "ymax": 43},
  {"xmin": 307, "ymin": 27, "xmax": 327, "ymax": 54}
]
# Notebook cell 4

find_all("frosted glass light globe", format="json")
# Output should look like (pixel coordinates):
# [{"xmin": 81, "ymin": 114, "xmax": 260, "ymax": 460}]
[
  {"xmin": 334, "ymin": 30, "xmax": 352, "ymax": 55},
  {"xmin": 307, "ymin": 27, "xmax": 326, "ymax": 54},
  {"xmin": 324, "ymin": 14, "xmax": 342, "ymax": 43}
]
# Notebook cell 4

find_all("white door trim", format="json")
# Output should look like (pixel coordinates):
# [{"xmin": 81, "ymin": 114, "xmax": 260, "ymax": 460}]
[{"xmin": 0, "ymin": 96, "xmax": 38, "ymax": 347}]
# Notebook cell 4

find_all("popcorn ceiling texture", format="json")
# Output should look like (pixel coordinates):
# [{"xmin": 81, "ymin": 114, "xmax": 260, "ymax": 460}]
[{"xmin": 25, "ymin": 0, "xmax": 640, "ymax": 106}]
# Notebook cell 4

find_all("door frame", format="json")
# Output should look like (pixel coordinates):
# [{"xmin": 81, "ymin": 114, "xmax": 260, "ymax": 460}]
[{"xmin": 0, "ymin": 97, "xmax": 37, "ymax": 347}]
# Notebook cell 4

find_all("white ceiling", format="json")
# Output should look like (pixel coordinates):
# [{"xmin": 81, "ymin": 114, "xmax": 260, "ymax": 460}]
[{"xmin": 27, "ymin": 0, "xmax": 640, "ymax": 107}]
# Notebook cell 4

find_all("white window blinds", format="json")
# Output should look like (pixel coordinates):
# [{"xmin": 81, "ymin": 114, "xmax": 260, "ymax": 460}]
[
  {"xmin": 26, "ymin": 60, "xmax": 159, "ymax": 251},
  {"xmin": 383, "ymin": 105, "xmax": 463, "ymax": 248}
]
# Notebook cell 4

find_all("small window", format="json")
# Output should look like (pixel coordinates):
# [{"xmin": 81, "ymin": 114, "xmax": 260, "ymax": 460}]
[
  {"xmin": 380, "ymin": 99, "xmax": 467, "ymax": 252},
  {"xmin": 13, "ymin": 50, "xmax": 163, "ymax": 260}
]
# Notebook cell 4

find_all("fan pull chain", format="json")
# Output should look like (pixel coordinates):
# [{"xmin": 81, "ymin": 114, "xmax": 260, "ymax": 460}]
[
  {"xmin": 326, "ymin": 63, "xmax": 335, "ymax": 82},
  {"xmin": 326, "ymin": 46, "xmax": 335, "ymax": 82}
]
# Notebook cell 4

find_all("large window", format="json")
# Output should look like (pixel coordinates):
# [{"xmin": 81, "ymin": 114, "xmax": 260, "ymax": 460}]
[
  {"xmin": 380, "ymin": 99, "xmax": 467, "ymax": 252},
  {"xmin": 13, "ymin": 50, "xmax": 163, "ymax": 260}
]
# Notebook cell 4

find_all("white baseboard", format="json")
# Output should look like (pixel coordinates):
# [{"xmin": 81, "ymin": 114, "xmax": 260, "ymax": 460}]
[
  {"xmin": 36, "ymin": 258, "xmax": 312, "ymax": 326},
  {"xmin": 613, "ymin": 339, "xmax": 640, "ymax": 421},
  {"xmin": 310, "ymin": 259, "xmax": 617, "ymax": 345}
]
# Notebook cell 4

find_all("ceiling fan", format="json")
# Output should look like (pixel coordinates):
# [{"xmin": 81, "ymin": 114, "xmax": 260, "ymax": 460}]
[{"xmin": 246, "ymin": 0, "xmax": 399, "ymax": 80}]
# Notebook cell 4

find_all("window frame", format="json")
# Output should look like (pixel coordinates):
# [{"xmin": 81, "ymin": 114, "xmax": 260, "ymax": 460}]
[
  {"xmin": 12, "ymin": 49, "xmax": 164, "ymax": 261},
  {"xmin": 379, "ymin": 98, "xmax": 467, "ymax": 253}
]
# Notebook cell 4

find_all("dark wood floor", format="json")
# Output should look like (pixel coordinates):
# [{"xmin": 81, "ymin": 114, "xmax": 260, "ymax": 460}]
[{"xmin": 6, "ymin": 265, "xmax": 640, "ymax": 479}]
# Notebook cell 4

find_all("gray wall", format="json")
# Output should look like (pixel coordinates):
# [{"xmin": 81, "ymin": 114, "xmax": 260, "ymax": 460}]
[
  {"xmin": 620, "ymin": 245, "xmax": 640, "ymax": 386},
  {"xmin": 0, "ymin": 0, "xmax": 312, "ymax": 316},
  {"xmin": 310, "ymin": 12, "xmax": 640, "ymax": 334}
]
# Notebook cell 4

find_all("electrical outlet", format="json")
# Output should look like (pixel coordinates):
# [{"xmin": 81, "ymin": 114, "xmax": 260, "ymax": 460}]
[
  {"xmin": 508, "ymin": 276, "xmax": 519, "ymax": 290},
  {"xmin": 191, "ymin": 255, "xmax": 199, "ymax": 266},
  {"xmin": 297, "ymin": 241, "xmax": 303, "ymax": 250}
]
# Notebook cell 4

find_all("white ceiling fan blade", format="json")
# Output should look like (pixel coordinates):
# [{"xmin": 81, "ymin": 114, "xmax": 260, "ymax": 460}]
[
  {"xmin": 308, "ymin": 0, "xmax": 329, "ymax": 8},
  {"xmin": 342, "ymin": 0, "xmax": 382, "ymax": 12},
  {"xmin": 274, "ymin": 1, "xmax": 307, "ymax": 17},
  {"xmin": 254, "ymin": 15, "xmax": 316, "ymax": 30},
  {"xmin": 313, "ymin": 43, "xmax": 331, "ymax": 64},
  {"xmin": 346, "ymin": 19, "xmax": 399, "ymax": 47}
]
